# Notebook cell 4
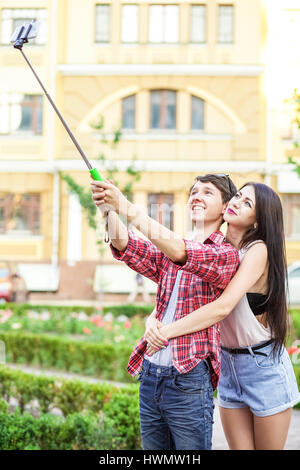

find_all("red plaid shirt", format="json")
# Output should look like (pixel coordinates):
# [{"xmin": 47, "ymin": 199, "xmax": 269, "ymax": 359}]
[{"xmin": 111, "ymin": 230, "xmax": 239, "ymax": 389}]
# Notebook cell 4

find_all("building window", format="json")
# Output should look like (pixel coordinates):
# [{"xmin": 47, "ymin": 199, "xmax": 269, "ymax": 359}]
[
  {"xmin": 1, "ymin": 8, "xmax": 47, "ymax": 44},
  {"xmin": 191, "ymin": 96, "xmax": 204, "ymax": 130},
  {"xmin": 122, "ymin": 5, "xmax": 138, "ymax": 43},
  {"xmin": 95, "ymin": 4, "xmax": 110, "ymax": 43},
  {"xmin": 0, "ymin": 193, "xmax": 40, "ymax": 235},
  {"xmin": 218, "ymin": 5, "xmax": 234, "ymax": 44},
  {"xmin": 190, "ymin": 5, "xmax": 206, "ymax": 43},
  {"xmin": 0, "ymin": 93, "xmax": 43, "ymax": 135},
  {"xmin": 282, "ymin": 195, "xmax": 300, "ymax": 239},
  {"xmin": 122, "ymin": 95, "xmax": 135, "ymax": 129},
  {"xmin": 148, "ymin": 193, "xmax": 174, "ymax": 231},
  {"xmin": 150, "ymin": 90, "xmax": 176, "ymax": 130},
  {"xmin": 149, "ymin": 5, "xmax": 178, "ymax": 43}
]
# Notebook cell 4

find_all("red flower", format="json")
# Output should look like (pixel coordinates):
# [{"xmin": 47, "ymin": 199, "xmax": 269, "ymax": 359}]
[
  {"xmin": 124, "ymin": 321, "xmax": 131, "ymax": 329},
  {"xmin": 287, "ymin": 346, "xmax": 300, "ymax": 355},
  {"xmin": 90, "ymin": 315, "xmax": 104, "ymax": 328},
  {"xmin": 83, "ymin": 327, "xmax": 92, "ymax": 335}
]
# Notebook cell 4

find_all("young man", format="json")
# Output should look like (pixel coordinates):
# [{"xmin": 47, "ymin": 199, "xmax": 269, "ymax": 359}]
[{"xmin": 91, "ymin": 174, "xmax": 239, "ymax": 450}]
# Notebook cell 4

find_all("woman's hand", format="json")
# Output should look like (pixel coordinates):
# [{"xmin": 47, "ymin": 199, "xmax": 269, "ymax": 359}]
[
  {"xmin": 146, "ymin": 344, "xmax": 159, "ymax": 356},
  {"xmin": 144, "ymin": 314, "xmax": 169, "ymax": 350}
]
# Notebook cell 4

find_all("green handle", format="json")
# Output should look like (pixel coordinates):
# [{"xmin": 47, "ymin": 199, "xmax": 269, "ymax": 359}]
[{"xmin": 89, "ymin": 167, "xmax": 104, "ymax": 181}]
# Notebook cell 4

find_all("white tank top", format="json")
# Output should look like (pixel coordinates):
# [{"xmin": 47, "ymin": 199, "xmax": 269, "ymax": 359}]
[{"xmin": 220, "ymin": 241, "xmax": 272, "ymax": 348}]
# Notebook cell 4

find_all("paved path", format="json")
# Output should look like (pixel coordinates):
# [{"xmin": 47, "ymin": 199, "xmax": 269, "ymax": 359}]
[
  {"xmin": 4, "ymin": 363, "xmax": 300, "ymax": 450},
  {"xmin": 212, "ymin": 398, "xmax": 300, "ymax": 450}
]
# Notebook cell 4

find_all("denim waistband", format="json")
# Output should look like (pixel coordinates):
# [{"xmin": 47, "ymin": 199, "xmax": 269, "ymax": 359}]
[
  {"xmin": 221, "ymin": 339, "xmax": 274, "ymax": 357},
  {"xmin": 142, "ymin": 359, "xmax": 179, "ymax": 376},
  {"xmin": 142, "ymin": 358, "xmax": 209, "ymax": 376}
]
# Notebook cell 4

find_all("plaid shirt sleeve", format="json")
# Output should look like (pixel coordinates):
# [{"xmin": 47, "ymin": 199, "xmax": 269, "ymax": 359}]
[
  {"xmin": 110, "ymin": 230, "xmax": 164, "ymax": 284},
  {"xmin": 181, "ymin": 239, "xmax": 239, "ymax": 289}
]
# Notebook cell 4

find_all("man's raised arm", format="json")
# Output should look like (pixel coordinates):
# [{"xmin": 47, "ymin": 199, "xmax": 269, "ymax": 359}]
[{"xmin": 91, "ymin": 180, "xmax": 187, "ymax": 263}]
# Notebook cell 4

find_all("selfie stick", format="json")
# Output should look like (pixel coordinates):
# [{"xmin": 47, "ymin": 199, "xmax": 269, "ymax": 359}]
[{"xmin": 11, "ymin": 21, "xmax": 103, "ymax": 181}]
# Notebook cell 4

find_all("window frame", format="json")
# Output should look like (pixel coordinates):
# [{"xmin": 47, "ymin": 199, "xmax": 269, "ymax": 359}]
[
  {"xmin": 150, "ymin": 89, "xmax": 177, "ymax": 130},
  {"xmin": 191, "ymin": 95, "xmax": 205, "ymax": 130},
  {"xmin": 121, "ymin": 4, "xmax": 139, "ymax": 44},
  {"xmin": 122, "ymin": 94, "xmax": 136, "ymax": 130},
  {"xmin": 190, "ymin": 4, "xmax": 206, "ymax": 44},
  {"xmin": 149, "ymin": 4, "xmax": 179, "ymax": 44},
  {"xmin": 217, "ymin": 4, "xmax": 234, "ymax": 45},
  {"xmin": 95, "ymin": 3, "xmax": 110, "ymax": 44},
  {"xmin": 0, "ymin": 193, "xmax": 41, "ymax": 235},
  {"xmin": 147, "ymin": 193, "xmax": 174, "ymax": 231},
  {"xmin": 0, "ymin": 93, "xmax": 43, "ymax": 136},
  {"xmin": 282, "ymin": 194, "xmax": 300, "ymax": 240}
]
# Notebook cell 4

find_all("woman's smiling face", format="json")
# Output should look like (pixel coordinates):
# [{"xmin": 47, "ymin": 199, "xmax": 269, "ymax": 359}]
[{"xmin": 224, "ymin": 184, "xmax": 257, "ymax": 230}]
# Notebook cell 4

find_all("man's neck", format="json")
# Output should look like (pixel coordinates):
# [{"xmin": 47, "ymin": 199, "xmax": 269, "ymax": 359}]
[{"xmin": 191, "ymin": 221, "xmax": 222, "ymax": 243}]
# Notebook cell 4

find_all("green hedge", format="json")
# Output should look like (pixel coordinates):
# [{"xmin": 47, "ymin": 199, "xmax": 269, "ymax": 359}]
[
  {"xmin": 0, "ymin": 409, "xmax": 140, "ymax": 450},
  {"xmin": 293, "ymin": 365, "xmax": 300, "ymax": 409},
  {"xmin": 0, "ymin": 365, "xmax": 141, "ymax": 450},
  {"xmin": 0, "ymin": 364, "xmax": 118, "ymax": 415},
  {"xmin": 0, "ymin": 331, "xmax": 134, "ymax": 382},
  {"xmin": 290, "ymin": 310, "xmax": 300, "ymax": 339},
  {"xmin": 0, "ymin": 303, "xmax": 153, "ymax": 319}
]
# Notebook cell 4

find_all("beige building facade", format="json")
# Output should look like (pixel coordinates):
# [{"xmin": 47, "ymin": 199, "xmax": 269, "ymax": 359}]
[{"xmin": 0, "ymin": 0, "xmax": 299, "ymax": 300}]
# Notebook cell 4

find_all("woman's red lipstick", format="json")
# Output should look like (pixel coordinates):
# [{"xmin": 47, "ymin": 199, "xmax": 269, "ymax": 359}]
[{"xmin": 227, "ymin": 208, "xmax": 236, "ymax": 215}]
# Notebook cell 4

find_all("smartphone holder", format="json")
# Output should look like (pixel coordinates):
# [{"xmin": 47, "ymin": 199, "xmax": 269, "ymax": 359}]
[{"xmin": 11, "ymin": 20, "xmax": 39, "ymax": 49}]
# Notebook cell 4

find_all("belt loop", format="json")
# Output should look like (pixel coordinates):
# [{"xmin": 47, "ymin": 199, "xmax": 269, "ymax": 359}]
[
  {"xmin": 144, "ymin": 360, "xmax": 150, "ymax": 375},
  {"xmin": 247, "ymin": 346, "xmax": 255, "ymax": 358}
]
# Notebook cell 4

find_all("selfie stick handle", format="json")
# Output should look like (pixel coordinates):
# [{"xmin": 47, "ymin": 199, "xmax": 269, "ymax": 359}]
[{"xmin": 18, "ymin": 47, "xmax": 103, "ymax": 181}]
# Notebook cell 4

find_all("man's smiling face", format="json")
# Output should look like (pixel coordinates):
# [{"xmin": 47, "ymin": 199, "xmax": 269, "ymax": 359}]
[{"xmin": 188, "ymin": 181, "xmax": 227, "ymax": 226}]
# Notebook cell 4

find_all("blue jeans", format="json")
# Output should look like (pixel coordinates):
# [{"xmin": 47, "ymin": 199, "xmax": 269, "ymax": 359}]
[{"xmin": 138, "ymin": 359, "xmax": 214, "ymax": 450}]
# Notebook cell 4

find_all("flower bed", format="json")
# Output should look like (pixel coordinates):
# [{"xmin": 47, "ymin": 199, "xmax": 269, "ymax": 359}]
[{"xmin": 0, "ymin": 305, "xmax": 146, "ymax": 344}]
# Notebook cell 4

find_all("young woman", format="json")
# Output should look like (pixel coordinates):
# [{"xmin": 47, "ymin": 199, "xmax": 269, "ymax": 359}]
[{"xmin": 145, "ymin": 182, "xmax": 300, "ymax": 450}]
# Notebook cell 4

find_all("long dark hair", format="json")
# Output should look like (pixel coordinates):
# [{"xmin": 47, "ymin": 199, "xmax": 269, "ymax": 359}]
[{"xmin": 239, "ymin": 182, "xmax": 288, "ymax": 353}]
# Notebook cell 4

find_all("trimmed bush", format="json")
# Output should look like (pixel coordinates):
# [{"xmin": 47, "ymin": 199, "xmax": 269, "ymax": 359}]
[
  {"xmin": 0, "ymin": 303, "xmax": 153, "ymax": 319},
  {"xmin": 0, "ymin": 409, "xmax": 124, "ymax": 450},
  {"xmin": 0, "ymin": 365, "xmax": 141, "ymax": 449},
  {"xmin": 0, "ymin": 331, "xmax": 134, "ymax": 382},
  {"xmin": 0, "ymin": 364, "xmax": 134, "ymax": 417}
]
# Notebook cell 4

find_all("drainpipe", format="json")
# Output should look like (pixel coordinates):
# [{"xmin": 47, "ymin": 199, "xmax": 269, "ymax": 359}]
[
  {"xmin": 49, "ymin": 0, "xmax": 59, "ymax": 268},
  {"xmin": 264, "ymin": 0, "xmax": 272, "ymax": 186},
  {"xmin": 52, "ymin": 169, "xmax": 60, "ymax": 268}
]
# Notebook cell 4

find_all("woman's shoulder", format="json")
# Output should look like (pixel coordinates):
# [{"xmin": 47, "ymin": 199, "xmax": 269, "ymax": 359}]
[{"xmin": 240, "ymin": 240, "xmax": 267, "ymax": 256}]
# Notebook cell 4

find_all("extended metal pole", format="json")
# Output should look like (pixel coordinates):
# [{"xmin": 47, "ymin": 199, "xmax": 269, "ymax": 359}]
[{"xmin": 20, "ymin": 48, "xmax": 93, "ymax": 170}]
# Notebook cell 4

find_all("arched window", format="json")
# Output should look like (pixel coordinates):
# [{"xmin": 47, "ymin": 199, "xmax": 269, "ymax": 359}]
[
  {"xmin": 150, "ymin": 90, "xmax": 176, "ymax": 130},
  {"xmin": 191, "ymin": 96, "xmax": 204, "ymax": 130},
  {"xmin": 122, "ymin": 94, "xmax": 136, "ymax": 129}
]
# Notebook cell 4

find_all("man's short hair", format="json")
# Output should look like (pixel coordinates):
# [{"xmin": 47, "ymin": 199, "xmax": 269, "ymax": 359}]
[{"xmin": 190, "ymin": 174, "xmax": 237, "ymax": 203}]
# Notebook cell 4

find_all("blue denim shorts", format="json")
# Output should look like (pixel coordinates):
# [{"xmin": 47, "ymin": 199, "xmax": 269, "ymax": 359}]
[{"xmin": 218, "ymin": 341, "xmax": 300, "ymax": 417}]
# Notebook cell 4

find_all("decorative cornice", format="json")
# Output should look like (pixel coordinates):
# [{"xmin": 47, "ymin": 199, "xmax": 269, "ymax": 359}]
[
  {"xmin": 0, "ymin": 159, "xmax": 293, "ymax": 175},
  {"xmin": 57, "ymin": 64, "xmax": 265, "ymax": 77}
]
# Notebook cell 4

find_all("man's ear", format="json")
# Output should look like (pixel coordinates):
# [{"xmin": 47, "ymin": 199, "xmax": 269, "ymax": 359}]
[{"xmin": 221, "ymin": 202, "xmax": 228, "ymax": 214}]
